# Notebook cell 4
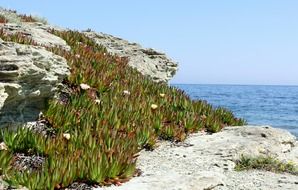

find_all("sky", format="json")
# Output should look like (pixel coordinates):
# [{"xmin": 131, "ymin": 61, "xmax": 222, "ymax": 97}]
[{"xmin": 1, "ymin": 0, "xmax": 298, "ymax": 85}]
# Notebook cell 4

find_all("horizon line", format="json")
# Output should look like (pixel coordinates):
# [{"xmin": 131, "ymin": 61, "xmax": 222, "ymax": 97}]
[{"xmin": 170, "ymin": 83, "xmax": 298, "ymax": 87}]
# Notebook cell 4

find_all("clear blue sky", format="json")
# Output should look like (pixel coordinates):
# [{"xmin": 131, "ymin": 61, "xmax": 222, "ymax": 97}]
[{"xmin": 1, "ymin": 0, "xmax": 298, "ymax": 85}]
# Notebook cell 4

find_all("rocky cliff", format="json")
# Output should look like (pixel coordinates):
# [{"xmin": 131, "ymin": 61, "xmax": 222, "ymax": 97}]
[{"xmin": 0, "ymin": 8, "xmax": 178, "ymax": 128}]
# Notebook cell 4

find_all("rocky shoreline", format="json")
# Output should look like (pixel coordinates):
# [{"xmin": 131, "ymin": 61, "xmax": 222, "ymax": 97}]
[
  {"xmin": 97, "ymin": 126, "xmax": 298, "ymax": 190},
  {"xmin": 1, "ymin": 8, "xmax": 297, "ymax": 190},
  {"xmin": 1, "ymin": 125, "xmax": 297, "ymax": 190}
]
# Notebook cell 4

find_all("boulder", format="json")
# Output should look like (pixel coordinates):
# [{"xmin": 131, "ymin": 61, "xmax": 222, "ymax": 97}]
[{"xmin": 0, "ymin": 39, "xmax": 69, "ymax": 127}]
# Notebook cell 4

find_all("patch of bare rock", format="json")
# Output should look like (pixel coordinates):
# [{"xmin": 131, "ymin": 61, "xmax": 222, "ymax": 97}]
[
  {"xmin": 83, "ymin": 32, "xmax": 178, "ymax": 83},
  {"xmin": 0, "ymin": 38, "xmax": 69, "ymax": 127},
  {"xmin": 97, "ymin": 126, "xmax": 298, "ymax": 190}
]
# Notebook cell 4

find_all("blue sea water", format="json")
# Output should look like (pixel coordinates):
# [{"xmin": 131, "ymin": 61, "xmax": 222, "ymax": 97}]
[{"xmin": 172, "ymin": 84, "xmax": 298, "ymax": 137}]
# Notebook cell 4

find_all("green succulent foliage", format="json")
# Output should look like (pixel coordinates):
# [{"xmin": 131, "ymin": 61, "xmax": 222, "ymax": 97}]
[
  {"xmin": 2, "ymin": 128, "xmax": 46, "ymax": 155},
  {"xmin": 0, "ymin": 150, "xmax": 12, "ymax": 175},
  {"xmin": 235, "ymin": 155, "xmax": 298, "ymax": 175},
  {"xmin": 0, "ymin": 24, "xmax": 246, "ymax": 189}
]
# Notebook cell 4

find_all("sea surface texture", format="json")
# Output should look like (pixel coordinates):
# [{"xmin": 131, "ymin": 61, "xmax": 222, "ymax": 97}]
[{"xmin": 173, "ymin": 84, "xmax": 298, "ymax": 137}]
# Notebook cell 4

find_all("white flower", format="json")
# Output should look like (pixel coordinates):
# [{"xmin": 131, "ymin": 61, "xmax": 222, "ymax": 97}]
[
  {"xmin": 0, "ymin": 142, "xmax": 8, "ymax": 150},
  {"xmin": 75, "ymin": 54, "xmax": 81, "ymax": 58},
  {"xmin": 95, "ymin": 99, "xmax": 101, "ymax": 105},
  {"xmin": 123, "ymin": 90, "xmax": 130, "ymax": 95},
  {"xmin": 38, "ymin": 111, "xmax": 43, "ymax": 118},
  {"xmin": 151, "ymin": 104, "xmax": 158, "ymax": 110},
  {"xmin": 80, "ymin": 83, "xmax": 90, "ymax": 90},
  {"xmin": 159, "ymin": 93, "xmax": 165, "ymax": 98},
  {"xmin": 63, "ymin": 133, "xmax": 71, "ymax": 140}
]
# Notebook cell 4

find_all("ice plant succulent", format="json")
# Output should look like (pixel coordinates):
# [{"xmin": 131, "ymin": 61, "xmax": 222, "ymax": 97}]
[
  {"xmin": 0, "ymin": 15, "xmax": 8, "ymax": 23},
  {"xmin": 0, "ymin": 22, "xmax": 246, "ymax": 190}
]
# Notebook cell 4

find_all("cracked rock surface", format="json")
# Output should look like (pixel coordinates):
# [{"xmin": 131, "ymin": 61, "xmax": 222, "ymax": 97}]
[
  {"xmin": 84, "ymin": 32, "xmax": 178, "ymax": 83},
  {"xmin": 98, "ymin": 126, "xmax": 298, "ymax": 190},
  {"xmin": 0, "ymin": 22, "xmax": 70, "ymax": 50},
  {"xmin": 0, "ymin": 39, "xmax": 69, "ymax": 127}
]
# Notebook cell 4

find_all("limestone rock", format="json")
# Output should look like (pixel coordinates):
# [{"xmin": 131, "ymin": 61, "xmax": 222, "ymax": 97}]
[
  {"xmin": 0, "ymin": 39, "xmax": 69, "ymax": 127},
  {"xmin": 1, "ymin": 7, "xmax": 69, "ymax": 49},
  {"xmin": 83, "ymin": 32, "xmax": 178, "ymax": 82},
  {"xmin": 0, "ymin": 22, "xmax": 70, "ymax": 50},
  {"xmin": 222, "ymin": 126, "xmax": 298, "ymax": 162},
  {"xmin": 98, "ymin": 126, "xmax": 297, "ymax": 190},
  {"xmin": 0, "ymin": 8, "xmax": 179, "ymax": 130},
  {"xmin": 0, "ymin": 7, "xmax": 22, "ymax": 24},
  {"xmin": 1, "ymin": 8, "xmax": 178, "ymax": 83}
]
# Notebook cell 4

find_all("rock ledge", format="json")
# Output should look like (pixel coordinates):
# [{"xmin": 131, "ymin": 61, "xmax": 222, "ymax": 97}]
[
  {"xmin": 98, "ymin": 126, "xmax": 298, "ymax": 190},
  {"xmin": 84, "ymin": 32, "xmax": 178, "ymax": 82}
]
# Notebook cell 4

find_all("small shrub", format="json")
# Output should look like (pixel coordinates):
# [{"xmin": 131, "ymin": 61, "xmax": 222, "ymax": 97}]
[
  {"xmin": 32, "ymin": 16, "xmax": 48, "ymax": 24},
  {"xmin": 235, "ymin": 155, "xmax": 298, "ymax": 175},
  {"xmin": 19, "ymin": 14, "xmax": 37, "ymax": 22},
  {"xmin": 0, "ymin": 15, "xmax": 8, "ymax": 23}
]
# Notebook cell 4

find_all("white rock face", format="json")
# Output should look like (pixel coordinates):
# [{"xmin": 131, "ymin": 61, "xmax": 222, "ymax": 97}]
[
  {"xmin": 0, "ymin": 7, "xmax": 69, "ymax": 49},
  {"xmin": 0, "ymin": 7, "xmax": 22, "ymax": 23},
  {"xmin": 98, "ymin": 126, "xmax": 298, "ymax": 190},
  {"xmin": 0, "ymin": 11, "xmax": 70, "ymax": 128},
  {"xmin": 84, "ymin": 32, "xmax": 178, "ymax": 82},
  {"xmin": 1, "ymin": 8, "xmax": 178, "ymax": 84},
  {"xmin": 0, "ymin": 22, "xmax": 70, "ymax": 50},
  {"xmin": 0, "ymin": 39, "xmax": 69, "ymax": 127}
]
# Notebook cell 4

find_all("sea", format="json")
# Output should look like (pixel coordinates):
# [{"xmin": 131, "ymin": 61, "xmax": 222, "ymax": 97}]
[{"xmin": 172, "ymin": 84, "xmax": 298, "ymax": 137}]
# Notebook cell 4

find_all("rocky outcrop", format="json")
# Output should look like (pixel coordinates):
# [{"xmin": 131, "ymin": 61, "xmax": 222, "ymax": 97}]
[
  {"xmin": 0, "ymin": 8, "xmax": 71, "ymax": 128},
  {"xmin": 1, "ymin": 8, "xmax": 178, "ymax": 83},
  {"xmin": 0, "ymin": 23, "xmax": 70, "ymax": 50},
  {"xmin": 0, "ymin": 8, "xmax": 22, "ymax": 24},
  {"xmin": 0, "ymin": 8, "xmax": 179, "ymax": 128},
  {"xmin": 0, "ymin": 39, "xmax": 69, "ymax": 127},
  {"xmin": 99, "ymin": 126, "xmax": 298, "ymax": 190},
  {"xmin": 84, "ymin": 32, "xmax": 178, "ymax": 82},
  {"xmin": 0, "ymin": 9, "xmax": 179, "ymax": 129}
]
